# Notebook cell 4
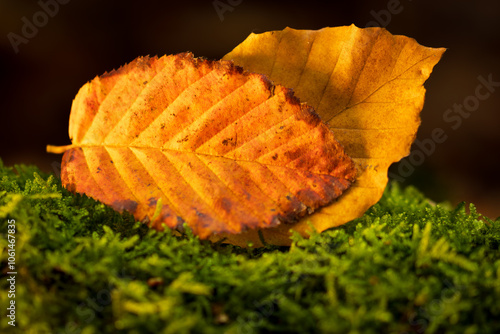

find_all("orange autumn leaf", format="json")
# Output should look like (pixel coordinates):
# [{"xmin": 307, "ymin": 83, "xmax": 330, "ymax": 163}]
[
  {"xmin": 47, "ymin": 53, "xmax": 356, "ymax": 239},
  {"xmin": 212, "ymin": 25, "xmax": 445, "ymax": 246}
]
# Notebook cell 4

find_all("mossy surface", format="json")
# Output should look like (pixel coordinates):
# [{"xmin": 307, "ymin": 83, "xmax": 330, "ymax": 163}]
[{"xmin": 1, "ymin": 159, "xmax": 499, "ymax": 334}]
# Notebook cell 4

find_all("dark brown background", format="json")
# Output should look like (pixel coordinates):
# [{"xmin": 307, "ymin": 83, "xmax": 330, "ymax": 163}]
[{"xmin": 1, "ymin": 0, "xmax": 499, "ymax": 218}]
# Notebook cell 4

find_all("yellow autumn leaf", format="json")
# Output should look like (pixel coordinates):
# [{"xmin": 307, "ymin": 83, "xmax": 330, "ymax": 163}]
[{"xmin": 210, "ymin": 24, "xmax": 445, "ymax": 246}]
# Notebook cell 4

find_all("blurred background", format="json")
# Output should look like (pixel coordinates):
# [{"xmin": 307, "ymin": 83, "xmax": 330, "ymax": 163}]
[{"xmin": 1, "ymin": 0, "xmax": 499, "ymax": 219}]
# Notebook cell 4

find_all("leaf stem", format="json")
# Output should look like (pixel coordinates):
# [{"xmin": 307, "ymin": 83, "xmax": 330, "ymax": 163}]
[{"xmin": 46, "ymin": 144, "xmax": 75, "ymax": 154}]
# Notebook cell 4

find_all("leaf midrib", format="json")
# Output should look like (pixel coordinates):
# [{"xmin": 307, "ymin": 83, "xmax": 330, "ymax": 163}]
[{"xmin": 73, "ymin": 144, "xmax": 351, "ymax": 178}]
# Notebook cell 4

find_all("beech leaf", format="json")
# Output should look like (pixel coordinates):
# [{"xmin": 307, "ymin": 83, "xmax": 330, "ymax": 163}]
[
  {"xmin": 212, "ymin": 25, "xmax": 445, "ymax": 246},
  {"xmin": 47, "ymin": 53, "xmax": 356, "ymax": 239}
]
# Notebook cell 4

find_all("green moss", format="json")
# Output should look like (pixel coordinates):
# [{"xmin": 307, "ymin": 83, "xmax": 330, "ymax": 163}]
[{"xmin": 1, "ymin": 158, "xmax": 499, "ymax": 334}]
